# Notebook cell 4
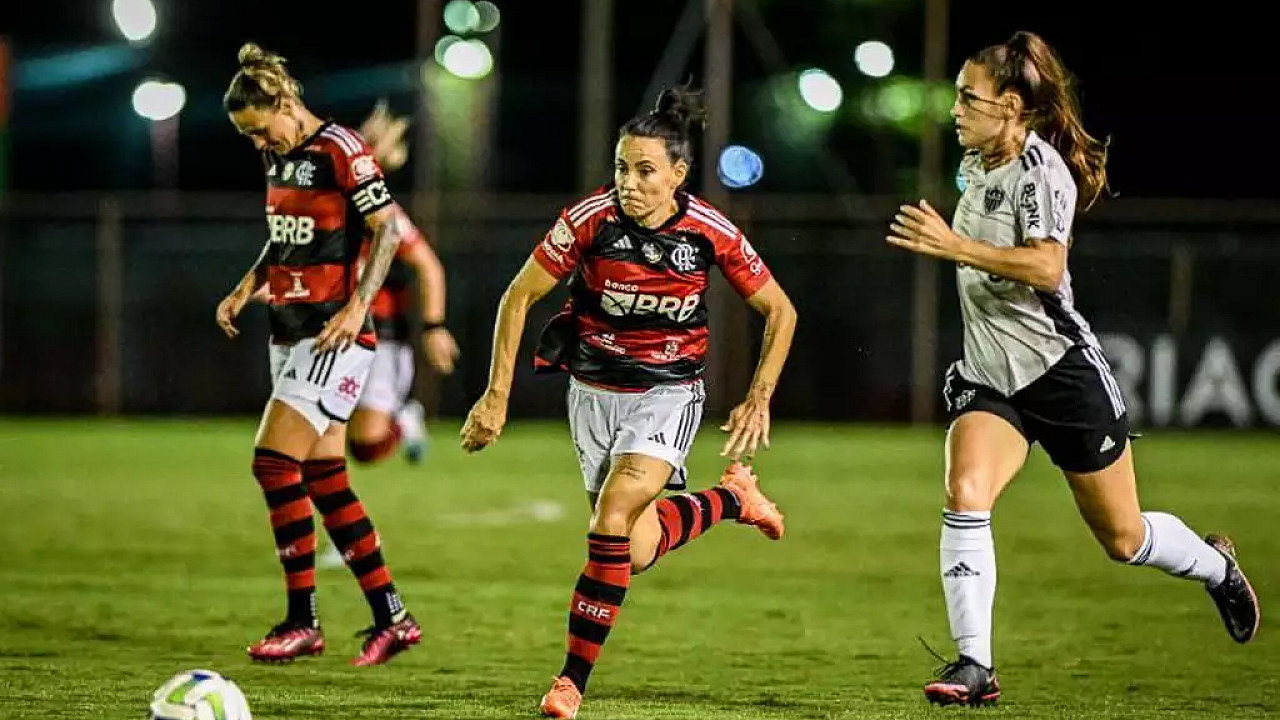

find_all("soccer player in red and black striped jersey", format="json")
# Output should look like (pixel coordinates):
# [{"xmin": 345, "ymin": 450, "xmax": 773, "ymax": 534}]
[
  {"xmin": 460, "ymin": 84, "xmax": 799, "ymax": 719},
  {"xmin": 346, "ymin": 103, "xmax": 458, "ymax": 466},
  {"xmin": 214, "ymin": 43, "xmax": 422, "ymax": 667}
]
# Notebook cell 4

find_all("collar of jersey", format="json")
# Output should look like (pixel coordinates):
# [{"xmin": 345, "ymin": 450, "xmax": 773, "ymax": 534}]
[
  {"xmin": 281, "ymin": 119, "xmax": 333, "ymax": 158},
  {"xmin": 615, "ymin": 187, "xmax": 690, "ymax": 234},
  {"xmin": 971, "ymin": 130, "xmax": 1042, "ymax": 178}
]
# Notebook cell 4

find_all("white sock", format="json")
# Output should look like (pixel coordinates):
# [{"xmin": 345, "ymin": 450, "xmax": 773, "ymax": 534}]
[
  {"xmin": 940, "ymin": 510, "xmax": 996, "ymax": 669},
  {"xmin": 396, "ymin": 400, "xmax": 426, "ymax": 443},
  {"xmin": 1128, "ymin": 511, "xmax": 1227, "ymax": 586}
]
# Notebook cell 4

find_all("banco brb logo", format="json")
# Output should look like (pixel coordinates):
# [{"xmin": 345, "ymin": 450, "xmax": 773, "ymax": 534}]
[{"xmin": 600, "ymin": 289, "xmax": 700, "ymax": 322}]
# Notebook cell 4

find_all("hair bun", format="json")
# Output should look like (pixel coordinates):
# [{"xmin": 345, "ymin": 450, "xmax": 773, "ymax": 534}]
[
  {"xmin": 238, "ymin": 43, "xmax": 265, "ymax": 66},
  {"xmin": 653, "ymin": 84, "xmax": 708, "ymax": 131},
  {"xmin": 238, "ymin": 42, "xmax": 286, "ymax": 70}
]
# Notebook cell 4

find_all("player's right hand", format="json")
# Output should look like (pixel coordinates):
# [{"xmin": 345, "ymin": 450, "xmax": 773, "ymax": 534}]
[
  {"xmin": 423, "ymin": 327, "xmax": 460, "ymax": 375},
  {"xmin": 216, "ymin": 292, "xmax": 248, "ymax": 338},
  {"xmin": 359, "ymin": 99, "xmax": 410, "ymax": 171},
  {"xmin": 460, "ymin": 389, "xmax": 508, "ymax": 453}
]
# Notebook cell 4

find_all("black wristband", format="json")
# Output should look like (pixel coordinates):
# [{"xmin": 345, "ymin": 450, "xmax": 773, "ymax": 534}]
[{"xmin": 422, "ymin": 321, "xmax": 446, "ymax": 332}]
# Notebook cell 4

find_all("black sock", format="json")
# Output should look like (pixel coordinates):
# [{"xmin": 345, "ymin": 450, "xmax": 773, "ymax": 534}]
[
  {"xmin": 365, "ymin": 583, "xmax": 406, "ymax": 627},
  {"xmin": 287, "ymin": 588, "xmax": 318, "ymax": 627}
]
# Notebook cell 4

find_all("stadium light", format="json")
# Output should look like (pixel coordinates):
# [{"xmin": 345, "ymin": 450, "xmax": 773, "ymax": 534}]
[
  {"xmin": 443, "ymin": 0, "xmax": 480, "ymax": 34},
  {"xmin": 474, "ymin": 1, "xmax": 501, "ymax": 32},
  {"xmin": 435, "ymin": 35, "xmax": 462, "ymax": 66},
  {"xmin": 440, "ymin": 39, "xmax": 493, "ymax": 80},
  {"xmin": 132, "ymin": 79, "xmax": 185, "ymax": 121},
  {"xmin": 854, "ymin": 40, "xmax": 894, "ymax": 78},
  {"xmin": 717, "ymin": 145, "xmax": 764, "ymax": 189},
  {"xmin": 112, "ymin": 0, "xmax": 157, "ymax": 43},
  {"xmin": 797, "ymin": 68, "xmax": 843, "ymax": 113}
]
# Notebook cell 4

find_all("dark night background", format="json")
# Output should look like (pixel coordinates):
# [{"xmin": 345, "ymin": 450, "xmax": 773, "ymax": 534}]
[{"xmin": 6, "ymin": 1, "xmax": 1275, "ymax": 200}]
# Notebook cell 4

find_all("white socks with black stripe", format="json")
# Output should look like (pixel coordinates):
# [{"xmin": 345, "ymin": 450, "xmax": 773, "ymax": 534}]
[
  {"xmin": 940, "ymin": 510, "xmax": 996, "ymax": 669},
  {"xmin": 1128, "ymin": 511, "xmax": 1227, "ymax": 587},
  {"xmin": 939, "ymin": 509, "xmax": 1227, "ymax": 673}
]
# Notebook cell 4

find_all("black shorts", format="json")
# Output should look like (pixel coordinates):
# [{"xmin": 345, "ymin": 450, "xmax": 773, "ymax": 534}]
[{"xmin": 943, "ymin": 345, "xmax": 1132, "ymax": 473}]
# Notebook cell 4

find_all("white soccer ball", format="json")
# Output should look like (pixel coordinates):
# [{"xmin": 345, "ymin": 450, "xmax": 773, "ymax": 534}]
[{"xmin": 149, "ymin": 669, "xmax": 252, "ymax": 720}]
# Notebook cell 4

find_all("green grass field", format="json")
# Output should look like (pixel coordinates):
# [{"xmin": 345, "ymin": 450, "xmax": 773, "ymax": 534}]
[{"xmin": 0, "ymin": 419, "xmax": 1276, "ymax": 719}]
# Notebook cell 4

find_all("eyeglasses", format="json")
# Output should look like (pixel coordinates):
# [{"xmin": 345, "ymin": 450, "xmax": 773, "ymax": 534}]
[{"xmin": 955, "ymin": 89, "xmax": 1003, "ymax": 110}]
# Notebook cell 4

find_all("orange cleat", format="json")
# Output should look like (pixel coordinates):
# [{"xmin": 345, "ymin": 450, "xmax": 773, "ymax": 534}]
[
  {"xmin": 718, "ymin": 462, "xmax": 785, "ymax": 540},
  {"xmin": 539, "ymin": 676, "xmax": 582, "ymax": 719}
]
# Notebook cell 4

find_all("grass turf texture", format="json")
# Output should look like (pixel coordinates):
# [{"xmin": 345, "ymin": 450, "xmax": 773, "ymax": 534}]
[{"xmin": 1, "ymin": 419, "xmax": 1276, "ymax": 718}]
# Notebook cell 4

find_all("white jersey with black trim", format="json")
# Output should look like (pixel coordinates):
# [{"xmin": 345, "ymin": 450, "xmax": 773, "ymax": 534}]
[{"xmin": 951, "ymin": 130, "xmax": 1108, "ymax": 398}]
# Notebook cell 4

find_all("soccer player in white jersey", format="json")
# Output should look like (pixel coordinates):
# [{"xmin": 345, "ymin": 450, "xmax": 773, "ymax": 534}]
[{"xmin": 886, "ymin": 30, "xmax": 1259, "ymax": 706}]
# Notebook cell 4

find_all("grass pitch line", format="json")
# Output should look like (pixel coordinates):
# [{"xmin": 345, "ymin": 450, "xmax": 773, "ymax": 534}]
[{"xmin": 436, "ymin": 500, "xmax": 567, "ymax": 527}]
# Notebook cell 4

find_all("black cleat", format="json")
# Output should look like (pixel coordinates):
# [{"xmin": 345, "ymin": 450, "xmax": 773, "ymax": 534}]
[
  {"xmin": 1205, "ymin": 534, "xmax": 1260, "ymax": 643},
  {"xmin": 924, "ymin": 655, "xmax": 1000, "ymax": 706}
]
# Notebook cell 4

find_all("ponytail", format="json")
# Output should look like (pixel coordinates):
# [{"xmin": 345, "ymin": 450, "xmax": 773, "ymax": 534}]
[{"xmin": 972, "ymin": 32, "xmax": 1111, "ymax": 209}]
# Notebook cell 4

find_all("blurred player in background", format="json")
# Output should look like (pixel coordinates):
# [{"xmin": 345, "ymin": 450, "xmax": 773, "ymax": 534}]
[
  {"xmin": 886, "ymin": 30, "xmax": 1260, "ymax": 707},
  {"xmin": 460, "ymin": 84, "xmax": 798, "ymax": 719},
  {"xmin": 314, "ymin": 102, "xmax": 460, "ymax": 569},
  {"xmin": 215, "ymin": 43, "xmax": 422, "ymax": 667},
  {"xmin": 347, "ymin": 100, "xmax": 459, "ymax": 466}
]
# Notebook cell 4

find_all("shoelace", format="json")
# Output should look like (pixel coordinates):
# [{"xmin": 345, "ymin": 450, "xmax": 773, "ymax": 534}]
[
  {"xmin": 917, "ymin": 636, "xmax": 964, "ymax": 680},
  {"xmin": 268, "ymin": 621, "xmax": 315, "ymax": 638},
  {"xmin": 353, "ymin": 623, "xmax": 402, "ymax": 652}
]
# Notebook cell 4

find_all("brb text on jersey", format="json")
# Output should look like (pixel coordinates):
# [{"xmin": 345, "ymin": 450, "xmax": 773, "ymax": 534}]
[
  {"xmin": 261, "ymin": 122, "xmax": 395, "ymax": 344},
  {"xmin": 532, "ymin": 186, "xmax": 771, "ymax": 390}
]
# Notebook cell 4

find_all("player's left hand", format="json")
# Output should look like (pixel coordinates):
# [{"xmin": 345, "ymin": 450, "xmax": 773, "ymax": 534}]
[
  {"xmin": 314, "ymin": 298, "xmax": 369, "ymax": 353},
  {"xmin": 887, "ymin": 199, "xmax": 962, "ymax": 260},
  {"xmin": 423, "ymin": 327, "xmax": 460, "ymax": 375},
  {"xmin": 721, "ymin": 394, "xmax": 771, "ymax": 460},
  {"xmin": 460, "ymin": 389, "xmax": 508, "ymax": 453}
]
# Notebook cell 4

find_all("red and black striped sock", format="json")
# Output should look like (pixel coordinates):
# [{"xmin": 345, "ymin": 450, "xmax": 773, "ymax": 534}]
[
  {"xmin": 649, "ymin": 487, "xmax": 740, "ymax": 567},
  {"xmin": 559, "ymin": 533, "xmax": 631, "ymax": 694},
  {"xmin": 347, "ymin": 423, "xmax": 402, "ymax": 464},
  {"xmin": 252, "ymin": 447, "xmax": 318, "ymax": 627},
  {"xmin": 303, "ymin": 458, "xmax": 405, "ymax": 627}
]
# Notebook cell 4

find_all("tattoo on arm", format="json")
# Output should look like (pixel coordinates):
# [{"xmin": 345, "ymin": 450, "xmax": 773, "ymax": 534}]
[
  {"xmin": 355, "ymin": 211, "xmax": 405, "ymax": 305},
  {"xmin": 237, "ymin": 241, "xmax": 270, "ymax": 297},
  {"xmin": 249, "ymin": 242, "xmax": 270, "ymax": 290}
]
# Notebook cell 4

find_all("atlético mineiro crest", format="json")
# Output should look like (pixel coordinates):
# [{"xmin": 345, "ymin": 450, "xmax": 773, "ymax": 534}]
[{"xmin": 983, "ymin": 186, "xmax": 1005, "ymax": 214}]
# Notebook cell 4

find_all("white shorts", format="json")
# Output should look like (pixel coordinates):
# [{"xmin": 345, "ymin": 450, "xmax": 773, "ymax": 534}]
[
  {"xmin": 566, "ymin": 377, "xmax": 706, "ymax": 493},
  {"xmin": 356, "ymin": 340, "xmax": 415, "ymax": 415},
  {"xmin": 268, "ymin": 338, "xmax": 376, "ymax": 436}
]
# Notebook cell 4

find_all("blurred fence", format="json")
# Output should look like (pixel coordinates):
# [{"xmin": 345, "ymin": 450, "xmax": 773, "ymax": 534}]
[{"xmin": 3, "ymin": 191, "xmax": 1280, "ymax": 430}]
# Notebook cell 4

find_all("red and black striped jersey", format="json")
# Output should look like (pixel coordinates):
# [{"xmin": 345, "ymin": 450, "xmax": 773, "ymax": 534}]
[
  {"xmin": 260, "ymin": 121, "xmax": 396, "ymax": 344},
  {"xmin": 532, "ymin": 184, "xmax": 772, "ymax": 390}
]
